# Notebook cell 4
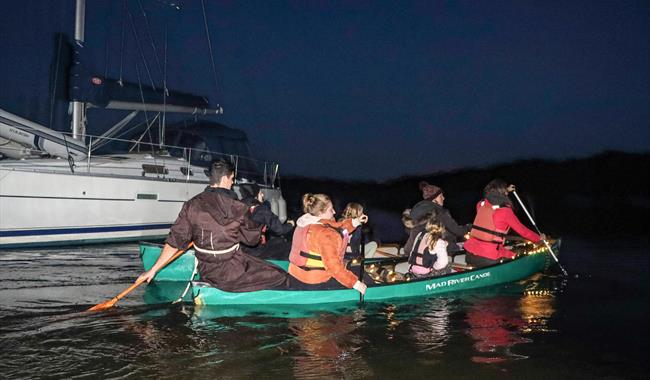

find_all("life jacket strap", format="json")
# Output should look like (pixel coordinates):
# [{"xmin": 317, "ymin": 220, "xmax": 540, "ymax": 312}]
[
  {"xmin": 299, "ymin": 251, "xmax": 322, "ymax": 261},
  {"xmin": 297, "ymin": 266, "xmax": 326, "ymax": 271},
  {"xmin": 409, "ymin": 232, "xmax": 424, "ymax": 255},
  {"xmin": 297, "ymin": 250, "xmax": 326, "ymax": 270},
  {"xmin": 471, "ymin": 224, "xmax": 507, "ymax": 238},
  {"xmin": 260, "ymin": 225, "xmax": 268, "ymax": 245}
]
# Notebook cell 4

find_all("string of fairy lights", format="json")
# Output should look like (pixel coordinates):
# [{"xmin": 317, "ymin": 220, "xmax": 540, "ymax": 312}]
[{"xmin": 350, "ymin": 240, "xmax": 554, "ymax": 285}]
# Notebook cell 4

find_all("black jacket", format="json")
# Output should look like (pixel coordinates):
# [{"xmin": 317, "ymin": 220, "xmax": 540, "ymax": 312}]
[
  {"xmin": 250, "ymin": 202, "xmax": 294, "ymax": 236},
  {"xmin": 409, "ymin": 200, "xmax": 470, "ymax": 247}
]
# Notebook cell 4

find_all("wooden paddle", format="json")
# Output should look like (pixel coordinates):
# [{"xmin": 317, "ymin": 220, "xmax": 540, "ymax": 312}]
[
  {"xmin": 358, "ymin": 230, "xmax": 366, "ymax": 303},
  {"xmin": 88, "ymin": 242, "xmax": 194, "ymax": 311}
]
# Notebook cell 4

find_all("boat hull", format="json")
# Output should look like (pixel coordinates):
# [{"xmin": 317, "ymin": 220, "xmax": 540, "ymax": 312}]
[
  {"xmin": 0, "ymin": 160, "xmax": 286, "ymax": 248},
  {"xmin": 0, "ymin": 161, "xmax": 204, "ymax": 248}
]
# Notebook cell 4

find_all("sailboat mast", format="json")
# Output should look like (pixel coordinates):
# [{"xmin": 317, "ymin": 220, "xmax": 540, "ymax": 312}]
[{"xmin": 71, "ymin": 0, "xmax": 86, "ymax": 141}]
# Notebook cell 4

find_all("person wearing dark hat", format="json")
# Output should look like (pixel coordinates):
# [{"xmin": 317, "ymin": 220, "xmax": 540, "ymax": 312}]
[
  {"xmin": 403, "ymin": 181, "xmax": 470, "ymax": 255},
  {"xmin": 239, "ymin": 183, "xmax": 295, "ymax": 260}
]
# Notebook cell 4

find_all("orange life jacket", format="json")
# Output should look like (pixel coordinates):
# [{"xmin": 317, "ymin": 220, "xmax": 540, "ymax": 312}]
[
  {"xmin": 469, "ymin": 200, "xmax": 509, "ymax": 243},
  {"xmin": 289, "ymin": 223, "xmax": 349, "ymax": 271}
]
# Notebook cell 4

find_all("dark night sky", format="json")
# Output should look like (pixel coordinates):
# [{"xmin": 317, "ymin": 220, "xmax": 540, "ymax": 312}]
[{"xmin": 1, "ymin": 0, "xmax": 648, "ymax": 180}]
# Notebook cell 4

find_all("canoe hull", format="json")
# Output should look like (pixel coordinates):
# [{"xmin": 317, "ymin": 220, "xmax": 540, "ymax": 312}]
[
  {"xmin": 139, "ymin": 241, "xmax": 557, "ymax": 306},
  {"xmin": 193, "ymin": 249, "xmax": 552, "ymax": 305}
]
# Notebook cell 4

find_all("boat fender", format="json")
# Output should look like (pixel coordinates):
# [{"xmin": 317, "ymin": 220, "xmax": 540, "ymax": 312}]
[
  {"xmin": 268, "ymin": 195, "xmax": 280, "ymax": 219},
  {"xmin": 276, "ymin": 195, "xmax": 287, "ymax": 223}
]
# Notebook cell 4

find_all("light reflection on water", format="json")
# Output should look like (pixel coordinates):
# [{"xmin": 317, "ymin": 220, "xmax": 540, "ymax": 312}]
[{"xmin": 0, "ymin": 238, "xmax": 647, "ymax": 379}]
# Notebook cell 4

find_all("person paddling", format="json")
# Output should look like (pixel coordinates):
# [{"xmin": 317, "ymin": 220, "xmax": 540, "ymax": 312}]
[
  {"xmin": 287, "ymin": 193, "xmax": 370, "ymax": 295},
  {"xmin": 464, "ymin": 179, "xmax": 546, "ymax": 268},
  {"xmin": 137, "ymin": 159, "xmax": 288, "ymax": 292}
]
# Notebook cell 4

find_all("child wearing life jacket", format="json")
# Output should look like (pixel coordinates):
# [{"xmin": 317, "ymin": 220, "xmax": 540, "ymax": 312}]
[
  {"xmin": 340, "ymin": 202, "xmax": 378, "ymax": 259},
  {"xmin": 406, "ymin": 214, "xmax": 451, "ymax": 277}
]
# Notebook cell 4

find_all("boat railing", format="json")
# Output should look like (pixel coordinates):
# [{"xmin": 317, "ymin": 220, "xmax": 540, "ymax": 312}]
[
  {"xmin": 79, "ymin": 133, "xmax": 281, "ymax": 189},
  {"xmin": 0, "ymin": 128, "xmax": 282, "ymax": 189}
]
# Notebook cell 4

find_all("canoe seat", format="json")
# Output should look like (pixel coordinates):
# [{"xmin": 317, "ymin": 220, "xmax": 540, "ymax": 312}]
[
  {"xmin": 451, "ymin": 262, "xmax": 474, "ymax": 272},
  {"xmin": 374, "ymin": 243, "xmax": 406, "ymax": 258}
]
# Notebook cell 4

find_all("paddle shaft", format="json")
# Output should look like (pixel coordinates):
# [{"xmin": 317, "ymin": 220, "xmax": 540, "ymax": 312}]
[
  {"xmin": 88, "ymin": 243, "xmax": 193, "ymax": 311},
  {"xmin": 512, "ymin": 191, "xmax": 568, "ymax": 276},
  {"xmin": 99, "ymin": 277, "xmax": 147, "ymax": 307},
  {"xmin": 358, "ymin": 229, "xmax": 365, "ymax": 303}
]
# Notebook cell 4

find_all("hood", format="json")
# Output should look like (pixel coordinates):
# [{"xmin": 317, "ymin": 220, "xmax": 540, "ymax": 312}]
[
  {"xmin": 202, "ymin": 187, "xmax": 244, "ymax": 226},
  {"xmin": 296, "ymin": 213, "xmax": 322, "ymax": 228}
]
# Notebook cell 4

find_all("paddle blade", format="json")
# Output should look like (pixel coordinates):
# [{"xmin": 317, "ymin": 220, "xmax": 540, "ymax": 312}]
[
  {"xmin": 87, "ymin": 297, "xmax": 119, "ymax": 312},
  {"xmin": 87, "ymin": 278, "xmax": 145, "ymax": 312},
  {"xmin": 87, "ymin": 243, "xmax": 193, "ymax": 312}
]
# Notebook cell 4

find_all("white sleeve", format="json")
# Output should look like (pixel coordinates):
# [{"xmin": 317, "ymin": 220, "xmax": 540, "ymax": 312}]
[{"xmin": 432, "ymin": 239, "xmax": 449, "ymax": 270}]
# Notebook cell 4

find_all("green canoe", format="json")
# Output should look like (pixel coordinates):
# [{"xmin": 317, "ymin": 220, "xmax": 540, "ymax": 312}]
[{"xmin": 139, "ymin": 241, "xmax": 560, "ymax": 306}]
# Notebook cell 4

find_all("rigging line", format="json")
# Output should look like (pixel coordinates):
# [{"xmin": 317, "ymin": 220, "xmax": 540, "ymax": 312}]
[
  {"xmin": 127, "ymin": 4, "xmax": 157, "ymax": 91},
  {"xmin": 48, "ymin": 0, "xmax": 71, "ymax": 130},
  {"xmin": 49, "ymin": 34, "xmax": 63, "ymax": 129},
  {"xmin": 137, "ymin": 0, "xmax": 164, "ymax": 80},
  {"xmin": 161, "ymin": 20, "xmax": 168, "ymax": 149},
  {"xmin": 154, "ymin": 0, "xmax": 182, "ymax": 10},
  {"xmin": 119, "ymin": 0, "xmax": 127, "ymax": 85},
  {"xmin": 114, "ymin": 118, "xmax": 150, "ymax": 141},
  {"xmin": 104, "ymin": 20, "xmax": 110, "ymax": 80},
  {"xmin": 201, "ymin": 0, "xmax": 220, "ymax": 95},
  {"xmin": 130, "ymin": 113, "xmax": 160, "ymax": 152},
  {"xmin": 133, "ymin": 60, "xmax": 156, "ymax": 158}
]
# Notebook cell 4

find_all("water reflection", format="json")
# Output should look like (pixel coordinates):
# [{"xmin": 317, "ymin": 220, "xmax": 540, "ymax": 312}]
[
  {"xmin": 288, "ymin": 311, "xmax": 371, "ymax": 379},
  {"xmin": 464, "ymin": 283, "xmax": 557, "ymax": 363},
  {"xmin": 519, "ymin": 290, "xmax": 557, "ymax": 334},
  {"xmin": 465, "ymin": 296, "xmax": 530, "ymax": 363},
  {"xmin": 408, "ymin": 299, "xmax": 452, "ymax": 353},
  {"xmin": 381, "ymin": 304, "xmax": 402, "ymax": 341}
]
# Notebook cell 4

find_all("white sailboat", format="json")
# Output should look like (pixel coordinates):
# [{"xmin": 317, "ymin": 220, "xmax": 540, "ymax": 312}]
[{"xmin": 0, "ymin": 0, "xmax": 287, "ymax": 248}]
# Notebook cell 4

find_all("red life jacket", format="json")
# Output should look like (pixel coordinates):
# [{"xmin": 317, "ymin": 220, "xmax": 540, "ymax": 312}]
[
  {"xmin": 289, "ymin": 223, "xmax": 349, "ymax": 270},
  {"xmin": 469, "ymin": 200, "xmax": 509, "ymax": 243}
]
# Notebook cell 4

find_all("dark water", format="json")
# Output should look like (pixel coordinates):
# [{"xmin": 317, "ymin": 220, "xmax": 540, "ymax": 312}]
[{"xmin": 0, "ymin": 237, "xmax": 648, "ymax": 379}]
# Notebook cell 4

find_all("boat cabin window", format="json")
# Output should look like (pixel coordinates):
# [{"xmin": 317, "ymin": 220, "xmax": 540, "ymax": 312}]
[
  {"xmin": 165, "ymin": 129, "xmax": 262, "ymax": 183},
  {"xmin": 137, "ymin": 193, "xmax": 158, "ymax": 200},
  {"xmin": 165, "ymin": 131, "xmax": 213, "ymax": 165},
  {"xmin": 142, "ymin": 164, "xmax": 168, "ymax": 175}
]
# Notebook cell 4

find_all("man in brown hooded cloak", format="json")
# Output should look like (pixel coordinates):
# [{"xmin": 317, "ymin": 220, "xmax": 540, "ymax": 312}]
[{"xmin": 138, "ymin": 159, "xmax": 288, "ymax": 292}]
